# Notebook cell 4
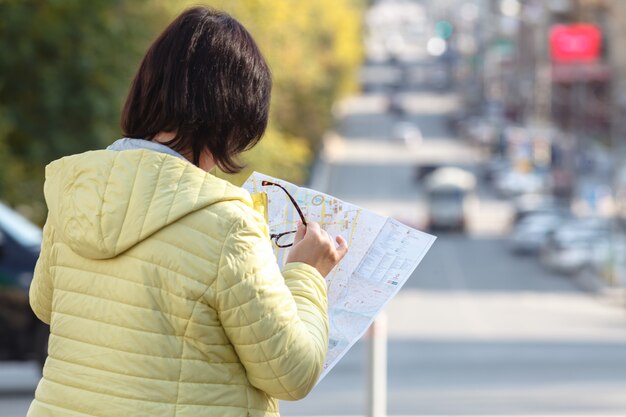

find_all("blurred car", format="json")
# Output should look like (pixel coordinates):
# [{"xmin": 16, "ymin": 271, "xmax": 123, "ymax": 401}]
[
  {"xmin": 424, "ymin": 167, "xmax": 476, "ymax": 232},
  {"xmin": 512, "ymin": 193, "xmax": 569, "ymax": 224},
  {"xmin": 495, "ymin": 170, "xmax": 549, "ymax": 197},
  {"xmin": 391, "ymin": 121, "xmax": 422, "ymax": 146},
  {"xmin": 463, "ymin": 117, "xmax": 499, "ymax": 147},
  {"xmin": 509, "ymin": 212, "xmax": 565, "ymax": 255},
  {"xmin": 0, "ymin": 202, "xmax": 46, "ymax": 367},
  {"xmin": 540, "ymin": 217, "xmax": 610, "ymax": 275}
]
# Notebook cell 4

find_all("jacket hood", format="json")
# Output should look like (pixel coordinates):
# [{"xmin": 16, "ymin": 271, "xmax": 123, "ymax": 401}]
[{"xmin": 44, "ymin": 149, "xmax": 254, "ymax": 259}]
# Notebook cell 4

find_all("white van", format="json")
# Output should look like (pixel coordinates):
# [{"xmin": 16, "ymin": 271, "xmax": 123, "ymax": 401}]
[{"xmin": 424, "ymin": 167, "xmax": 476, "ymax": 232}]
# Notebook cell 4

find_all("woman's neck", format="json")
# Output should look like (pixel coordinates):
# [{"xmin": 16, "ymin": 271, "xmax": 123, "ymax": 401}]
[
  {"xmin": 153, "ymin": 131, "xmax": 177, "ymax": 143},
  {"xmin": 152, "ymin": 131, "xmax": 216, "ymax": 172}
]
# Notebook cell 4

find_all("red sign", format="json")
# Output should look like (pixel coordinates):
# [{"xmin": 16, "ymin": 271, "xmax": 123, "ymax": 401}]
[{"xmin": 550, "ymin": 24, "xmax": 601, "ymax": 63}]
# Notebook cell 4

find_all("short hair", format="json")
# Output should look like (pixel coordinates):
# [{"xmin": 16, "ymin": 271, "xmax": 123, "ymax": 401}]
[{"xmin": 121, "ymin": 7, "xmax": 272, "ymax": 173}]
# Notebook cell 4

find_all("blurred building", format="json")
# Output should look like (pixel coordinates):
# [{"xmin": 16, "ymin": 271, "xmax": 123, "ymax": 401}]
[
  {"xmin": 607, "ymin": 0, "xmax": 626, "ymax": 149},
  {"xmin": 455, "ymin": 0, "xmax": 624, "ymax": 136},
  {"xmin": 547, "ymin": 0, "xmax": 626, "ymax": 150},
  {"xmin": 447, "ymin": 0, "xmax": 626, "ymax": 200},
  {"xmin": 550, "ymin": 0, "xmax": 611, "ymax": 137}
]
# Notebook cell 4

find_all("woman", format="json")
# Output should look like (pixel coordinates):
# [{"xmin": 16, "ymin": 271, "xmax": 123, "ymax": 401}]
[{"xmin": 28, "ymin": 6, "xmax": 347, "ymax": 417}]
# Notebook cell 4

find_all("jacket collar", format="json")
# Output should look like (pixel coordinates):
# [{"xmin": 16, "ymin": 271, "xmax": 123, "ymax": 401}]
[{"xmin": 107, "ymin": 138, "xmax": 187, "ymax": 161}]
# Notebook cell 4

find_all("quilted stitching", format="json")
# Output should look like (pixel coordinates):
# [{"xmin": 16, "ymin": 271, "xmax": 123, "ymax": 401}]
[{"xmin": 28, "ymin": 149, "xmax": 328, "ymax": 417}]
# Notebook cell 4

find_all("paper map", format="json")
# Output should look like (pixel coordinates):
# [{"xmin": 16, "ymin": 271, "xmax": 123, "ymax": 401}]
[{"xmin": 243, "ymin": 172, "xmax": 436, "ymax": 381}]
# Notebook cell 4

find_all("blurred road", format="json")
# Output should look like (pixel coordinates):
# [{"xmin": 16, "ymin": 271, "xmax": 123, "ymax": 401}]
[{"xmin": 279, "ymin": 64, "xmax": 626, "ymax": 416}]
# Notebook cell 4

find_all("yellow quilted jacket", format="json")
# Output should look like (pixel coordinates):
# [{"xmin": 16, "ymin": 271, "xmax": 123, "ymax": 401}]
[{"xmin": 27, "ymin": 148, "xmax": 329, "ymax": 417}]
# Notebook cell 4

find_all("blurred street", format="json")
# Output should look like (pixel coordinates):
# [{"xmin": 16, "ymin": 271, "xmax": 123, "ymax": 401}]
[{"xmin": 279, "ymin": 45, "xmax": 626, "ymax": 415}]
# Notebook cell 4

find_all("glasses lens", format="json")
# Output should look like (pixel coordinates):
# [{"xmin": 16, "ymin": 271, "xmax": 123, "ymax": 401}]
[{"xmin": 275, "ymin": 231, "xmax": 296, "ymax": 248}]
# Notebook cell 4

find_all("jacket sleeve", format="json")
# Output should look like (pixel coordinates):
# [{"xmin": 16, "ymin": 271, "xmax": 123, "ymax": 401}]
[
  {"xmin": 215, "ymin": 215, "xmax": 329, "ymax": 401},
  {"xmin": 29, "ymin": 221, "xmax": 55, "ymax": 325}
]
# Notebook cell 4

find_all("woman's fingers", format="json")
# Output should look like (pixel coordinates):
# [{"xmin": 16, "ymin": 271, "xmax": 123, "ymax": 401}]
[
  {"xmin": 335, "ymin": 235, "xmax": 349, "ymax": 259},
  {"xmin": 285, "ymin": 221, "xmax": 350, "ymax": 277},
  {"xmin": 306, "ymin": 221, "xmax": 321, "ymax": 235}
]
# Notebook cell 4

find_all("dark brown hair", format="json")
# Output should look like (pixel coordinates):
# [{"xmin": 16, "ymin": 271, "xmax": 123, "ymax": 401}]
[{"xmin": 121, "ymin": 7, "xmax": 271, "ymax": 173}]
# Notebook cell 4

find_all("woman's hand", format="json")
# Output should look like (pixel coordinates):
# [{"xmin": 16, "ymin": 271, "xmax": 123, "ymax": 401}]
[{"xmin": 285, "ymin": 221, "xmax": 348, "ymax": 277}]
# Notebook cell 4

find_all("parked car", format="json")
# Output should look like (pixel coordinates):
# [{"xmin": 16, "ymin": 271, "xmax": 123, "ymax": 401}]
[
  {"xmin": 495, "ymin": 170, "xmax": 549, "ymax": 197},
  {"xmin": 540, "ymin": 218, "xmax": 610, "ymax": 275},
  {"xmin": 509, "ymin": 212, "xmax": 566, "ymax": 255},
  {"xmin": 0, "ymin": 202, "xmax": 46, "ymax": 367},
  {"xmin": 512, "ymin": 193, "xmax": 569, "ymax": 224}
]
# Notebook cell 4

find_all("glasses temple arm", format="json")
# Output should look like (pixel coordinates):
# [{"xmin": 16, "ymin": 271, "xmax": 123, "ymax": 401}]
[{"xmin": 262, "ymin": 181, "xmax": 308, "ymax": 226}]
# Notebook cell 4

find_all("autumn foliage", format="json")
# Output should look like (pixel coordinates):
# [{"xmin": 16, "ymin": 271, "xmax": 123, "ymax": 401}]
[{"xmin": 0, "ymin": 0, "xmax": 363, "ymax": 222}]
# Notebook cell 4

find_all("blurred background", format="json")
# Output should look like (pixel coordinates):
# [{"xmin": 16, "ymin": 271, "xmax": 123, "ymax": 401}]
[{"xmin": 2, "ymin": 0, "xmax": 626, "ymax": 416}]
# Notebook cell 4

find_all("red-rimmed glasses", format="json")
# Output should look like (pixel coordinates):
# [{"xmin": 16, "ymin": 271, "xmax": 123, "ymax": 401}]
[{"xmin": 261, "ymin": 180, "xmax": 307, "ymax": 248}]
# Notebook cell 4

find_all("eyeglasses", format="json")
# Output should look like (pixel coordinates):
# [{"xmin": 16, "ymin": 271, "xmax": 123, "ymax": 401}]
[{"xmin": 261, "ymin": 180, "xmax": 307, "ymax": 248}]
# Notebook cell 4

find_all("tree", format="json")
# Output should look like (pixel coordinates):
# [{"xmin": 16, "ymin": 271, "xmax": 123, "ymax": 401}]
[
  {"xmin": 0, "ymin": 0, "xmax": 167, "ymax": 219},
  {"xmin": 215, "ymin": 0, "xmax": 363, "ymax": 143},
  {"xmin": 0, "ymin": 0, "xmax": 363, "ymax": 223}
]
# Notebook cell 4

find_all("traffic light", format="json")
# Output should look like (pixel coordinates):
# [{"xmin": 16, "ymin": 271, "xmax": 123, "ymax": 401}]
[{"xmin": 435, "ymin": 20, "xmax": 454, "ymax": 40}]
